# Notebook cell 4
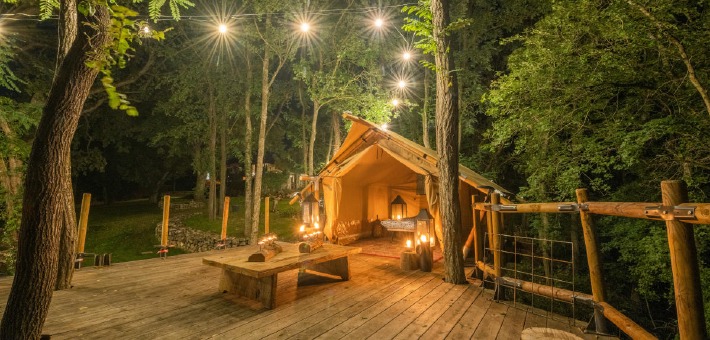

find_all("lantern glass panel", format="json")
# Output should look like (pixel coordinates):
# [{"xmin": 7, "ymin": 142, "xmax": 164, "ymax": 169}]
[
  {"xmin": 390, "ymin": 195, "xmax": 407, "ymax": 220},
  {"xmin": 302, "ymin": 194, "xmax": 318, "ymax": 225}
]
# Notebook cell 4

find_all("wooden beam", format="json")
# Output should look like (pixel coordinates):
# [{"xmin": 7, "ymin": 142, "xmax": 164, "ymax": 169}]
[
  {"xmin": 76, "ymin": 193, "xmax": 92, "ymax": 253},
  {"xmin": 576, "ymin": 189, "xmax": 609, "ymax": 334},
  {"xmin": 661, "ymin": 181, "xmax": 707, "ymax": 340},
  {"xmin": 491, "ymin": 193, "xmax": 502, "ymax": 278},
  {"xmin": 265, "ymin": 196, "xmax": 270, "ymax": 234},
  {"xmin": 598, "ymin": 302, "xmax": 658, "ymax": 340}
]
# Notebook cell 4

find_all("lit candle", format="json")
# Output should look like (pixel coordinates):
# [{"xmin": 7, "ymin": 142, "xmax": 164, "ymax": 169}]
[
  {"xmin": 397, "ymin": 214, "xmax": 401, "ymax": 220},
  {"xmin": 314, "ymin": 222, "xmax": 319, "ymax": 229},
  {"xmin": 405, "ymin": 239, "xmax": 412, "ymax": 250}
]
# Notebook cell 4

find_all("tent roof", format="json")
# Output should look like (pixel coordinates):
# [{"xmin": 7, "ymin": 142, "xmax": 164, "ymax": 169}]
[{"xmin": 317, "ymin": 114, "xmax": 511, "ymax": 196}]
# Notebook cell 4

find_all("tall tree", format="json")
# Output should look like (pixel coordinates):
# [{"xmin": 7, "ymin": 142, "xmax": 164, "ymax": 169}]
[
  {"xmin": 430, "ymin": 0, "xmax": 466, "ymax": 284},
  {"xmin": 0, "ymin": 1, "xmax": 189, "ymax": 337}
]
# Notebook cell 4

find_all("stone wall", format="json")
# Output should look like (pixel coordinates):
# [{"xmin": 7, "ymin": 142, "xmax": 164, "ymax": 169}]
[{"xmin": 155, "ymin": 221, "xmax": 249, "ymax": 253}]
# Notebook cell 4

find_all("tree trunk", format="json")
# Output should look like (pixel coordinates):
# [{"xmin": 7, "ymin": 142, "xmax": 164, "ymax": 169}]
[
  {"xmin": 250, "ymin": 16, "xmax": 273, "ymax": 244},
  {"xmin": 308, "ymin": 101, "xmax": 321, "ymax": 175},
  {"xmin": 0, "ymin": 5, "xmax": 111, "ymax": 338},
  {"xmin": 243, "ymin": 48, "xmax": 254, "ymax": 238},
  {"xmin": 207, "ymin": 84, "xmax": 218, "ymax": 220},
  {"xmin": 193, "ymin": 144, "xmax": 206, "ymax": 202},
  {"xmin": 431, "ymin": 0, "xmax": 466, "ymax": 284},
  {"xmin": 219, "ymin": 109, "xmax": 227, "ymax": 214},
  {"xmin": 422, "ymin": 67, "xmax": 431, "ymax": 149},
  {"xmin": 298, "ymin": 83, "xmax": 308, "ymax": 174},
  {"xmin": 332, "ymin": 111, "xmax": 341, "ymax": 155}
]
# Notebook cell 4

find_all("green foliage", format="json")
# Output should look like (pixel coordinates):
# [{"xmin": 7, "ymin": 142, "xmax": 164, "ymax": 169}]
[
  {"xmin": 0, "ymin": 41, "xmax": 23, "ymax": 93},
  {"xmin": 82, "ymin": 200, "xmax": 186, "ymax": 262},
  {"xmin": 484, "ymin": 0, "xmax": 710, "ymax": 335}
]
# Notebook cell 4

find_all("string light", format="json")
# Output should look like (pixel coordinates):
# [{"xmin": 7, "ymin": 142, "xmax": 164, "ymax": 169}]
[
  {"xmin": 300, "ymin": 22, "xmax": 311, "ymax": 33},
  {"xmin": 374, "ymin": 18, "xmax": 384, "ymax": 28},
  {"xmin": 218, "ymin": 24, "xmax": 227, "ymax": 33},
  {"xmin": 402, "ymin": 51, "xmax": 411, "ymax": 61},
  {"xmin": 398, "ymin": 80, "xmax": 406, "ymax": 89},
  {"xmin": 392, "ymin": 99, "xmax": 399, "ymax": 107}
]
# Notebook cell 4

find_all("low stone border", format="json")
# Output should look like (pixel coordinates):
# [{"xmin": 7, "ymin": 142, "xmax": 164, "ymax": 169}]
[{"xmin": 155, "ymin": 221, "xmax": 249, "ymax": 253}]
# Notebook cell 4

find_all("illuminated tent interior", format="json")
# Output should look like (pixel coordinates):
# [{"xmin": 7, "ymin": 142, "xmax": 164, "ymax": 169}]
[{"xmin": 297, "ymin": 113, "xmax": 512, "ymax": 248}]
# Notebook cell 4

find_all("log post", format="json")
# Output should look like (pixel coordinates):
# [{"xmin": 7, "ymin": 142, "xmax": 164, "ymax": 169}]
[
  {"xmin": 576, "ymin": 188, "xmax": 609, "ymax": 334},
  {"xmin": 76, "ymin": 193, "xmax": 92, "ymax": 253},
  {"xmin": 221, "ymin": 196, "xmax": 230, "ymax": 240},
  {"xmin": 661, "ymin": 181, "xmax": 707, "ymax": 340},
  {"xmin": 265, "ymin": 196, "xmax": 270, "ymax": 234},
  {"xmin": 400, "ymin": 251, "xmax": 419, "ymax": 271},
  {"xmin": 463, "ymin": 195, "xmax": 477, "ymax": 258},
  {"xmin": 491, "ymin": 192, "xmax": 502, "ymax": 277},
  {"xmin": 161, "ymin": 195, "xmax": 170, "ymax": 247}
]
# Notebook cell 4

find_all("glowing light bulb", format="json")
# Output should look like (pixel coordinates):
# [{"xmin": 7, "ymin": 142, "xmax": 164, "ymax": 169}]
[
  {"xmin": 403, "ymin": 52, "xmax": 411, "ymax": 61},
  {"xmin": 398, "ymin": 80, "xmax": 406, "ymax": 89},
  {"xmin": 406, "ymin": 240, "xmax": 412, "ymax": 248},
  {"xmin": 300, "ymin": 22, "xmax": 311, "ymax": 32},
  {"xmin": 142, "ymin": 26, "xmax": 150, "ymax": 34},
  {"xmin": 374, "ymin": 18, "xmax": 384, "ymax": 28},
  {"xmin": 420, "ymin": 234, "xmax": 428, "ymax": 243},
  {"xmin": 314, "ymin": 222, "xmax": 320, "ymax": 229},
  {"xmin": 392, "ymin": 99, "xmax": 399, "ymax": 107},
  {"xmin": 299, "ymin": 225, "xmax": 305, "ymax": 232},
  {"xmin": 381, "ymin": 123, "xmax": 389, "ymax": 131},
  {"xmin": 218, "ymin": 24, "xmax": 227, "ymax": 34}
]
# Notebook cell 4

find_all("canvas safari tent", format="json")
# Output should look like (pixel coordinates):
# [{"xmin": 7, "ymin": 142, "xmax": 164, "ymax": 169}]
[{"xmin": 295, "ymin": 113, "xmax": 511, "ymax": 249}]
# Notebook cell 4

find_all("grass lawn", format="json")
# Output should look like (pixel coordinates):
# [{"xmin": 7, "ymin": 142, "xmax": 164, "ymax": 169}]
[{"xmin": 82, "ymin": 196, "xmax": 301, "ymax": 264}]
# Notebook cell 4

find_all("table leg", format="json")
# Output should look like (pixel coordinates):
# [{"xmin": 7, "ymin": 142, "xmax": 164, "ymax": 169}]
[
  {"xmin": 305, "ymin": 256, "xmax": 351, "ymax": 281},
  {"xmin": 219, "ymin": 270, "xmax": 277, "ymax": 309}
]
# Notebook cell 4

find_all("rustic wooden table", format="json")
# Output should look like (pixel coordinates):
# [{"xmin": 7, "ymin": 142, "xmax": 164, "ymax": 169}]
[{"xmin": 202, "ymin": 242, "xmax": 361, "ymax": 309}]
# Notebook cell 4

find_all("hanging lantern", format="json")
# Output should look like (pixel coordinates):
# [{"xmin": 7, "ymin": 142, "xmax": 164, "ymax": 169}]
[
  {"xmin": 390, "ymin": 195, "xmax": 407, "ymax": 220},
  {"xmin": 415, "ymin": 208, "xmax": 434, "ymax": 241},
  {"xmin": 301, "ymin": 193, "xmax": 319, "ymax": 225}
]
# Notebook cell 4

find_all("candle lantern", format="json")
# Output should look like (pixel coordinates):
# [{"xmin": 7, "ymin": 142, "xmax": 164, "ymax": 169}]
[
  {"xmin": 415, "ymin": 208, "xmax": 434, "ymax": 242},
  {"xmin": 390, "ymin": 195, "xmax": 407, "ymax": 220},
  {"xmin": 301, "ymin": 193, "xmax": 319, "ymax": 225}
]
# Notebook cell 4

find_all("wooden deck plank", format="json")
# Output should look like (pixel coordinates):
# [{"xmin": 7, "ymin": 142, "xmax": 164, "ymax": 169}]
[
  {"xmin": 339, "ymin": 275, "xmax": 444, "ymax": 339},
  {"xmin": 367, "ymin": 279, "xmax": 457, "ymax": 339},
  {"xmin": 284, "ymin": 270, "xmax": 429, "ymax": 340},
  {"xmin": 206, "ymin": 258, "xmax": 409, "ymax": 339},
  {"xmin": 268, "ymin": 268, "xmax": 432, "ymax": 339},
  {"xmin": 313, "ymin": 274, "xmax": 439, "ymax": 339},
  {"xmin": 495, "ymin": 303, "xmax": 528, "ymax": 340},
  {"xmin": 444, "ymin": 290, "xmax": 494, "ymax": 339},
  {"xmin": 206, "ymin": 256, "xmax": 406, "ymax": 337},
  {"xmin": 392, "ymin": 282, "xmax": 469, "ymax": 339},
  {"xmin": 416, "ymin": 282, "xmax": 484, "ymax": 339},
  {"xmin": 471, "ymin": 297, "xmax": 509, "ymax": 339},
  {"xmin": 0, "ymin": 247, "xmax": 619, "ymax": 340}
]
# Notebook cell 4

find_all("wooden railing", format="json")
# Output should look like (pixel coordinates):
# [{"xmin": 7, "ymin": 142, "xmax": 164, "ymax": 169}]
[{"xmin": 465, "ymin": 180, "xmax": 707, "ymax": 340}]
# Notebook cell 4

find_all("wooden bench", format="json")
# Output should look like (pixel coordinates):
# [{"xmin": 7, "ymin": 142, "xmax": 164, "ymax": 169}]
[{"xmin": 202, "ymin": 242, "xmax": 361, "ymax": 309}]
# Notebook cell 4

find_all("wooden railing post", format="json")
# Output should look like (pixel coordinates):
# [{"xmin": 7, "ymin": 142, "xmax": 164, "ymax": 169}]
[
  {"xmin": 76, "ymin": 193, "xmax": 92, "ymax": 254},
  {"xmin": 221, "ymin": 196, "xmax": 230, "ymax": 240},
  {"xmin": 491, "ymin": 192, "xmax": 502, "ymax": 277},
  {"xmin": 265, "ymin": 196, "xmax": 270, "ymax": 234},
  {"xmin": 661, "ymin": 180, "xmax": 707, "ymax": 340},
  {"xmin": 464, "ymin": 195, "xmax": 484, "ymax": 279},
  {"xmin": 161, "ymin": 195, "xmax": 170, "ymax": 247},
  {"xmin": 576, "ymin": 188, "xmax": 609, "ymax": 334}
]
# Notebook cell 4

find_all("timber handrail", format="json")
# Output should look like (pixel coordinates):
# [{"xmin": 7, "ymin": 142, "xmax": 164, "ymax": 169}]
[
  {"xmin": 473, "ymin": 201, "xmax": 710, "ymax": 225},
  {"xmin": 470, "ymin": 181, "xmax": 707, "ymax": 340}
]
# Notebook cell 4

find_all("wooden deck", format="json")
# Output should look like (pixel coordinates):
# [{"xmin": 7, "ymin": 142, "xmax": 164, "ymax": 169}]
[{"xmin": 0, "ymin": 250, "xmax": 615, "ymax": 339}]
